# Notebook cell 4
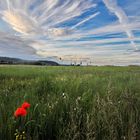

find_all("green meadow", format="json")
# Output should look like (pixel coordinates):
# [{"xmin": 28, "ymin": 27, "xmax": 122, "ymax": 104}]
[{"xmin": 0, "ymin": 65, "xmax": 140, "ymax": 140}]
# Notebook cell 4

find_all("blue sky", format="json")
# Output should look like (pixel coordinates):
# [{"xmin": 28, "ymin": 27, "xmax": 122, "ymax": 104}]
[{"xmin": 0, "ymin": 0, "xmax": 140, "ymax": 65}]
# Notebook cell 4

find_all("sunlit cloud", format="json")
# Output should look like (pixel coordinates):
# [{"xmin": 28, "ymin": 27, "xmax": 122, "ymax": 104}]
[{"xmin": 2, "ymin": 10, "xmax": 39, "ymax": 35}]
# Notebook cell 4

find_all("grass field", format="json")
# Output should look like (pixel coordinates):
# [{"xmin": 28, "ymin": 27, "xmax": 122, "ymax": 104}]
[{"xmin": 0, "ymin": 66, "xmax": 140, "ymax": 140}]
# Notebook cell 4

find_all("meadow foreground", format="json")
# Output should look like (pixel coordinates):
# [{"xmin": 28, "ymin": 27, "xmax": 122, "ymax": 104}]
[{"xmin": 0, "ymin": 66, "xmax": 140, "ymax": 140}]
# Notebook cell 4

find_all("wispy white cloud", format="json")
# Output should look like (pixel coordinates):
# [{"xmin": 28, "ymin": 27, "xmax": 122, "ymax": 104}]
[
  {"xmin": 0, "ymin": 0, "xmax": 97, "ymax": 37},
  {"xmin": 103, "ymin": 0, "xmax": 138, "ymax": 50},
  {"xmin": 49, "ymin": 22, "xmax": 140, "ymax": 41},
  {"xmin": 1, "ymin": 10, "xmax": 40, "ymax": 35},
  {"xmin": 71, "ymin": 12, "xmax": 100, "ymax": 29},
  {"xmin": 0, "ymin": 0, "xmax": 140, "ymax": 65},
  {"xmin": 38, "ymin": 1, "xmax": 97, "ymax": 28},
  {"xmin": 30, "ymin": 39, "xmax": 140, "ymax": 56}
]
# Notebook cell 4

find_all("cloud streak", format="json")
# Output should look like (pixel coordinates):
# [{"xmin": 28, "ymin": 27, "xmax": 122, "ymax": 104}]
[
  {"xmin": 103, "ymin": 0, "xmax": 138, "ymax": 50},
  {"xmin": 71, "ymin": 12, "xmax": 100, "ymax": 29}
]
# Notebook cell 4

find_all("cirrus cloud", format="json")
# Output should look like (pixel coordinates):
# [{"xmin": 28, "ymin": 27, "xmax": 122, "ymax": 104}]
[{"xmin": 0, "ymin": 0, "xmax": 140, "ymax": 65}]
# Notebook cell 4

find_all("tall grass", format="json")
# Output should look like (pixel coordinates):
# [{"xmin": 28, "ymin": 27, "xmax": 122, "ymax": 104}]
[{"xmin": 0, "ymin": 66, "xmax": 140, "ymax": 140}]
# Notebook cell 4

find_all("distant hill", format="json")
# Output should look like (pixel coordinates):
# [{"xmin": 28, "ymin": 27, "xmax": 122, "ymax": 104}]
[{"xmin": 0, "ymin": 57, "xmax": 59, "ymax": 66}]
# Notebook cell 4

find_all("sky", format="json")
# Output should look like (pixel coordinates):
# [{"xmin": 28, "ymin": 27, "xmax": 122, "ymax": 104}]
[{"xmin": 0, "ymin": 0, "xmax": 140, "ymax": 65}]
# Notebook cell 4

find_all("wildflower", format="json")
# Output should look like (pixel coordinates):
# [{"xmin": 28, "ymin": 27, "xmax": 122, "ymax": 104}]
[
  {"xmin": 74, "ymin": 108, "xmax": 77, "ymax": 111},
  {"xmin": 14, "ymin": 107, "xmax": 27, "ymax": 117},
  {"xmin": 21, "ymin": 102, "xmax": 30, "ymax": 109},
  {"xmin": 15, "ymin": 130, "xmax": 26, "ymax": 140},
  {"xmin": 62, "ymin": 93, "xmax": 66, "ymax": 99},
  {"xmin": 62, "ymin": 93, "xmax": 65, "ymax": 97},
  {"xmin": 77, "ymin": 96, "xmax": 81, "ymax": 101},
  {"xmin": 118, "ymin": 101, "xmax": 121, "ymax": 104}
]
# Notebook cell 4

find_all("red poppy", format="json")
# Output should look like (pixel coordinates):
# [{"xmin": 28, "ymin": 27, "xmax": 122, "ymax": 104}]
[
  {"xmin": 14, "ymin": 107, "xmax": 27, "ymax": 117},
  {"xmin": 21, "ymin": 102, "xmax": 30, "ymax": 109}
]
